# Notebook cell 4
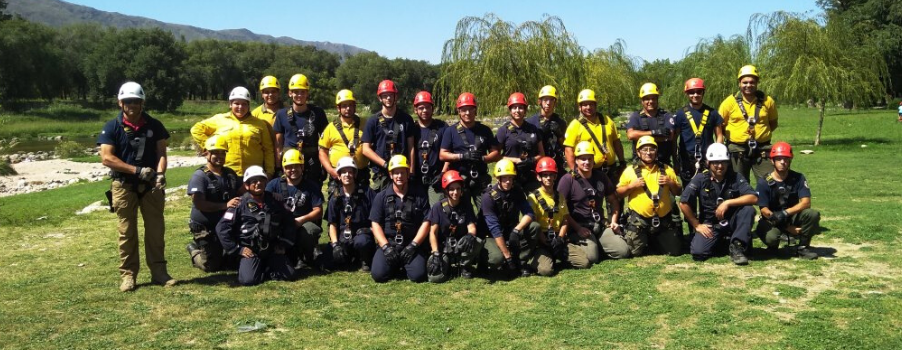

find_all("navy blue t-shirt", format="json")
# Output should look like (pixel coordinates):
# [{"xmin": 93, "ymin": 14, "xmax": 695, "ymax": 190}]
[
  {"xmin": 681, "ymin": 172, "xmax": 756, "ymax": 224},
  {"xmin": 479, "ymin": 185, "xmax": 534, "ymax": 238},
  {"xmin": 526, "ymin": 113, "xmax": 566, "ymax": 162},
  {"xmin": 326, "ymin": 185, "xmax": 376, "ymax": 233},
  {"xmin": 369, "ymin": 185, "xmax": 431, "ymax": 238},
  {"xmin": 97, "ymin": 112, "xmax": 170, "ymax": 168},
  {"xmin": 625, "ymin": 110, "xmax": 675, "ymax": 163},
  {"xmin": 756, "ymin": 171, "xmax": 811, "ymax": 212},
  {"xmin": 413, "ymin": 119, "xmax": 448, "ymax": 177},
  {"xmin": 673, "ymin": 104, "xmax": 723, "ymax": 158},
  {"xmin": 496, "ymin": 120, "xmax": 542, "ymax": 160},
  {"xmin": 272, "ymin": 105, "xmax": 327, "ymax": 150},
  {"xmin": 265, "ymin": 177, "xmax": 325, "ymax": 221},
  {"xmin": 440, "ymin": 122, "xmax": 499, "ymax": 176},
  {"xmin": 187, "ymin": 166, "xmax": 240, "ymax": 226},
  {"xmin": 427, "ymin": 199, "xmax": 477, "ymax": 240},
  {"xmin": 362, "ymin": 110, "xmax": 416, "ymax": 162}
]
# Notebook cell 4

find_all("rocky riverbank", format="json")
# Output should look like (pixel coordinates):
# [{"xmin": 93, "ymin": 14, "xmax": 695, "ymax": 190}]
[{"xmin": 0, "ymin": 155, "xmax": 206, "ymax": 197}]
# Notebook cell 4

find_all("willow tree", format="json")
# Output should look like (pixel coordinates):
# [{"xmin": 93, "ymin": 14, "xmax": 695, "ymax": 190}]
[
  {"xmin": 752, "ymin": 12, "xmax": 888, "ymax": 145},
  {"xmin": 436, "ymin": 14, "xmax": 585, "ymax": 118},
  {"xmin": 583, "ymin": 40, "xmax": 640, "ymax": 115},
  {"xmin": 662, "ymin": 35, "xmax": 753, "ymax": 110}
]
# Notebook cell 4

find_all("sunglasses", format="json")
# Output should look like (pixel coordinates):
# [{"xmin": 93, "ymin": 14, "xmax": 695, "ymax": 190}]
[
  {"xmin": 121, "ymin": 99, "xmax": 142, "ymax": 105},
  {"xmin": 686, "ymin": 89, "xmax": 705, "ymax": 96}
]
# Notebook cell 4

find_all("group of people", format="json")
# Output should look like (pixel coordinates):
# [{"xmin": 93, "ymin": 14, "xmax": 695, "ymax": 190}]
[{"xmin": 98, "ymin": 65, "xmax": 822, "ymax": 291}]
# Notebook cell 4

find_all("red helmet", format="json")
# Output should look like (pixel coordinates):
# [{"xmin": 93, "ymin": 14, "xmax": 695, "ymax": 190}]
[
  {"xmin": 684, "ymin": 78, "xmax": 705, "ymax": 92},
  {"xmin": 413, "ymin": 91, "xmax": 433, "ymax": 106},
  {"xmin": 441, "ymin": 170, "xmax": 465, "ymax": 190},
  {"xmin": 507, "ymin": 92, "xmax": 527, "ymax": 108},
  {"xmin": 377, "ymin": 80, "xmax": 398, "ymax": 95},
  {"xmin": 456, "ymin": 92, "xmax": 477, "ymax": 109},
  {"xmin": 770, "ymin": 141, "xmax": 793, "ymax": 159},
  {"xmin": 535, "ymin": 157, "xmax": 557, "ymax": 174}
]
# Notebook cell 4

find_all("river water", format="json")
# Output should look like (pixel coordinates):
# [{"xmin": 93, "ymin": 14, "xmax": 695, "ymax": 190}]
[{"xmin": 3, "ymin": 134, "xmax": 190, "ymax": 154}]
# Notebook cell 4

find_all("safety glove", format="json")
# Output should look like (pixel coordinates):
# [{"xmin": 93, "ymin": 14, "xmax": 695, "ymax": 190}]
[
  {"xmin": 399, "ymin": 241, "xmax": 420, "ymax": 265},
  {"xmin": 331, "ymin": 242, "xmax": 347, "ymax": 265},
  {"xmin": 381, "ymin": 244, "xmax": 399, "ymax": 266},
  {"xmin": 136, "ymin": 166, "xmax": 157, "ymax": 182},
  {"xmin": 771, "ymin": 210, "xmax": 790, "ymax": 226},
  {"xmin": 504, "ymin": 256, "xmax": 518, "ymax": 272},
  {"xmin": 507, "ymin": 228, "xmax": 521, "ymax": 249},
  {"xmin": 155, "ymin": 174, "xmax": 166, "ymax": 190},
  {"xmin": 427, "ymin": 251, "xmax": 443, "ymax": 276}
]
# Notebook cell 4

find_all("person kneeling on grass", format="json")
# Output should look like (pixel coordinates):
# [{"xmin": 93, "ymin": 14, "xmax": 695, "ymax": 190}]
[
  {"xmin": 531, "ymin": 157, "xmax": 594, "ymax": 276},
  {"xmin": 478, "ymin": 159, "xmax": 538, "ymax": 278},
  {"xmin": 216, "ymin": 166, "xmax": 297, "ymax": 286},
  {"xmin": 186, "ymin": 136, "xmax": 241, "ymax": 272},
  {"xmin": 426, "ymin": 170, "xmax": 483, "ymax": 282},
  {"xmin": 266, "ymin": 149, "xmax": 325, "ymax": 271},
  {"xmin": 326, "ymin": 157, "xmax": 377, "ymax": 272},
  {"xmin": 755, "ymin": 142, "xmax": 820, "ymax": 260},
  {"xmin": 678, "ymin": 143, "xmax": 757, "ymax": 265},
  {"xmin": 369, "ymin": 155, "xmax": 432, "ymax": 283}
]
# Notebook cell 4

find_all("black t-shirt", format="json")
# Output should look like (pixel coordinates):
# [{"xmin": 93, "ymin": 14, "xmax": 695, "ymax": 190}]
[
  {"xmin": 626, "ymin": 110, "xmax": 676, "ymax": 164},
  {"xmin": 526, "ymin": 113, "xmax": 566, "ymax": 163},
  {"xmin": 496, "ymin": 120, "xmax": 541, "ymax": 161},
  {"xmin": 681, "ymin": 171, "xmax": 756, "ymax": 224},
  {"xmin": 97, "ymin": 112, "xmax": 170, "ymax": 170},
  {"xmin": 427, "ymin": 198, "xmax": 477, "ymax": 240},
  {"xmin": 327, "ymin": 185, "xmax": 376, "ymax": 233},
  {"xmin": 440, "ymin": 122, "xmax": 499, "ymax": 176},
  {"xmin": 187, "ymin": 166, "xmax": 240, "ymax": 227},
  {"xmin": 369, "ymin": 185, "xmax": 431, "ymax": 238},
  {"xmin": 558, "ymin": 171, "xmax": 614, "ymax": 223},
  {"xmin": 273, "ymin": 105, "xmax": 327, "ymax": 150},
  {"xmin": 362, "ymin": 110, "xmax": 416, "ymax": 162},
  {"xmin": 413, "ymin": 119, "xmax": 448, "ymax": 177},
  {"xmin": 756, "ymin": 170, "xmax": 811, "ymax": 212}
]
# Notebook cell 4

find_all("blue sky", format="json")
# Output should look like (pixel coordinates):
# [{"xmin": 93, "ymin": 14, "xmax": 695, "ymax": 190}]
[{"xmin": 65, "ymin": 0, "xmax": 820, "ymax": 63}]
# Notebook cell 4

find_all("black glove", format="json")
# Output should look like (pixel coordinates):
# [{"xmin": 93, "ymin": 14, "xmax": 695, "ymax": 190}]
[
  {"xmin": 507, "ymin": 229, "xmax": 521, "ymax": 249},
  {"xmin": 331, "ymin": 243, "xmax": 346, "ymax": 265},
  {"xmin": 549, "ymin": 234, "xmax": 565, "ymax": 251},
  {"xmin": 427, "ymin": 251, "xmax": 443, "ymax": 276},
  {"xmin": 456, "ymin": 234, "xmax": 476, "ymax": 252},
  {"xmin": 382, "ymin": 244, "xmax": 399, "ymax": 266},
  {"xmin": 771, "ymin": 210, "xmax": 789, "ymax": 226},
  {"xmin": 504, "ymin": 256, "xmax": 518, "ymax": 271},
  {"xmin": 136, "ymin": 166, "xmax": 156, "ymax": 182},
  {"xmin": 399, "ymin": 241, "xmax": 419, "ymax": 265},
  {"xmin": 550, "ymin": 235, "xmax": 567, "ymax": 260},
  {"xmin": 460, "ymin": 151, "xmax": 482, "ymax": 162}
]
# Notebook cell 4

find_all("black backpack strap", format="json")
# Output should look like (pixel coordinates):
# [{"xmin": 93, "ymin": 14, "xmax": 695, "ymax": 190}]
[{"xmin": 579, "ymin": 115, "xmax": 608, "ymax": 155}]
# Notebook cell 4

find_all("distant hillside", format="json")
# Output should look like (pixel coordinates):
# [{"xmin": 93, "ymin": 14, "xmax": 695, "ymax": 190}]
[{"xmin": 6, "ymin": 0, "xmax": 370, "ymax": 57}]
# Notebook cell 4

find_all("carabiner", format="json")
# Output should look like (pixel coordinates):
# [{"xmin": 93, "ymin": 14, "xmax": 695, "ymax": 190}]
[
  {"xmin": 651, "ymin": 217, "xmax": 661, "ymax": 228},
  {"xmin": 420, "ymin": 163, "xmax": 430, "ymax": 174},
  {"xmin": 747, "ymin": 139, "xmax": 757, "ymax": 151},
  {"xmin": 342, "ymin": 228, "xmax": 353, "ymax": 241},
  {"xmin": 470, "ymin": 169, "xmax": 479, "ymax": 179},
  {"xmin": 591, "ymin": 210, "xmax": 602, "ymax": 223},
  {"xmin": 394, "ymin": 232, "xmax": 405, "ymax": 245}
]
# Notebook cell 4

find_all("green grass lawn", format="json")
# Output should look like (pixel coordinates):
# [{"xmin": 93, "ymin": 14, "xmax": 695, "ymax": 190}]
[{"xmin": 0, "ymin": 107, "xmax": 901, "ymax": 349}]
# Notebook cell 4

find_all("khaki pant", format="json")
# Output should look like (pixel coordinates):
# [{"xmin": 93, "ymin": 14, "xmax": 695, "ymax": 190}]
[
  {"xmin": 111, "ymin": 180, "xmax": 168, "ymax": 280},
  {"xmin": 727, "ymin": 142, "xmax": 775, "ymax": 184},
  {"xmin": 535, "ymin": 230, "xmax": 602, "ymax": 276},
  {"xmin": 756, "ymin": 208, "xmax": 821, "ymax": 248}
]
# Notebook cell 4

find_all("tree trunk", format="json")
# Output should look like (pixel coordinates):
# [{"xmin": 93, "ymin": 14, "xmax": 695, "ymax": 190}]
[{"xmin": 814, "ymin": 101, "xmax": 826, "ymax": 146}]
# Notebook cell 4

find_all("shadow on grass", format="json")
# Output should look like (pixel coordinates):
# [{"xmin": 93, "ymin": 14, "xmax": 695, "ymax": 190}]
[
  {"xmin": 817, "ymin": 137, "xmax": 894, "ymax": 146},
  {"xmin": 179, "ymin": 272, "xmax": 237, "ymax": 286}
]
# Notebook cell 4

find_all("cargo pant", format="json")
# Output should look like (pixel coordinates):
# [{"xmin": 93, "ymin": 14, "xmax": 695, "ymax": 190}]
[
  {"xmin": 622, "ymin": 212, "xmax": 683, "ymax": 257},
  {"xmin": 111, "ymin": 180, "xmax": 169, "ymax": 282},
  {"xmin": 484, "ymin": 223, "xmax": 539, "ymax": 270},
  {"xmin": 574, "ymin": 219, "xmax": 629, "ymax": 260},
  {"xmin": 727, "ymin": 142, "xmax": 774, "ymax": 185},
  {"xmin": 535, "ymin": 222, "xmax": 603, "ymax": 276},
  {"xmin": 188, "ymin": 221, "xmax": 225, "ymax": 272},
  {"xmin": 295, "ymin": 221, "xmax": 324, "ymax": 267},
  {"xmin": 428, "ymin": 235, "xmax": 485, "ymax": 283},
  {"xmin": 237, "ymin": 250, "xmax": 295, "ymax": 286},
  {"xmin": 756, "ymin": 208, "xmax": 821, "ymax": 248},
  {"xmin": 690, "ymin": 206, "xmax": 755, "ymax": 260}
]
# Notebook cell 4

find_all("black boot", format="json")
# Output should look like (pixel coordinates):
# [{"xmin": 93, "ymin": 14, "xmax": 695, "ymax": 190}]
[
  {"xmin": 729, "ymin": 240, "xmax": 749, "ymax": 265},
  {"xmin": 796, "ymin": 237, "xmax": 818, "ymax": 260}
]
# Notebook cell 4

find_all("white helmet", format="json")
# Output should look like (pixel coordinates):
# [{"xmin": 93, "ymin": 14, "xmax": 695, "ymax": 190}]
[
  {"xmin": 229, "ymin": 86, "xmax": 252, "ymax": 102},
  {"xmin": 118, "ymin": 82, "xmax": 145, "ymax": 100},
  {"xmin": 335, "ymin": 156, "xmax": 357, "ymax": 173},
  {"xmin": 243, "ymin": 165, "xmax": 267, "ymax": 183},
  {"xmin": 706, "ymin": 143, "xmax": 730, "ymax": 162}
]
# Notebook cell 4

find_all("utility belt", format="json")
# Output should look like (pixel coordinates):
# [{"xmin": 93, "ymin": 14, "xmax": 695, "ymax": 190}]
[
  {"xmin": 626, "ymin": 210, "xmax": 674, "ymax": 234},
  {"xmin": 727, "ymin": 141, "xmax": 771, "ymax": 160}
]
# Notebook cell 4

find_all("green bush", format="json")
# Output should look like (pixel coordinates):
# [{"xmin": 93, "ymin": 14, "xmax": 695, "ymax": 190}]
[
  {"xmin": 0, "ymin": 159, "xmax": 16, "ymax": 175},
  {"xmin": 54, "ymin": 140, "xmax": 85, "ymax": 158}
]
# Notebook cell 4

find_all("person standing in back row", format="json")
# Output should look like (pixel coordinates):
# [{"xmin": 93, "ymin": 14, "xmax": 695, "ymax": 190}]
[
  {"xmin": 99, "ymin": 81, "xmax": 175, "ymax": 292},
  {"xmin": 272, "ymin": 74, "xmax": 328, "ymax": 185},
  {"xmin": 362, "ymin": 80, "xmax": 416, "ymax": 191},
  {"xmin": 718, "ymin": 65, "xmax": 778, "ymax": 184},
  {"xmin": 527, "ymin": 85, "xmax": 567, "ymax": 178}
]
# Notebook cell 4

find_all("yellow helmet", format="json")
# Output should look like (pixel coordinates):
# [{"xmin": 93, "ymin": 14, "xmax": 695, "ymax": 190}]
[
  {"xmin": 204, "ymin": 135, "xmax": 228, "ymax": 152},
  {"xmin": 282, "ymin": 149, "xmax": 304, "ymax": 167},
  {"xmin": 636, "ymin": 135, "xmax": 658, "ymax": 150},
  {"xmin": 638, "ymin": 83, "xmax": 660, "ymax": 98},
  {"xmin": 288, "ymin": 74, "xmax": 310, "ymax": 90},
  {"xmin": 737, "ymin": 65, "xmax": 759, "ymax": 80},
  {"xmin": 577, "ymin": 89, "xmax": 596, "ymax": 104},
  {"xmin": 494, "ymin": 159, "xmax": 517, "ymax": 177},
  {"xmin": 538, "ymin": 85, "xmax": 557, "ymax": 99},
  {"xmin": 387, "ymin": 155, "xmax": 409, "ymax": 171},
  {"xmin": 335, "ymin": 89, "xmax": 356, "ymax": 105},
  {"xmin": 259, "ymin": 76, "xmax": 280, "ymax": 91},
  {"xmin": 574, "ymin": 141, "xmax": 595, "ymax": 157}
]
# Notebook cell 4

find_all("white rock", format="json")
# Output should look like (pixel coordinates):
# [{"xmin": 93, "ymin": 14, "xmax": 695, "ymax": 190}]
[{"xmin": 17, "ymin": 180, "xmax": 27, "ymax": 188}]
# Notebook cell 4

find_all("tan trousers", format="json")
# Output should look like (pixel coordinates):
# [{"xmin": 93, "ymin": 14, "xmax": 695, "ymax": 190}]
[{"xmin": 111, "ymin": 180, "xmax": 168, "ymax": 280}]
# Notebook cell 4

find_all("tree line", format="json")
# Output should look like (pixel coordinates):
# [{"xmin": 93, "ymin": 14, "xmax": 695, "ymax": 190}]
[{"xmin": 0, "ymin": 0, "xmax": 897, "ymax": 122}]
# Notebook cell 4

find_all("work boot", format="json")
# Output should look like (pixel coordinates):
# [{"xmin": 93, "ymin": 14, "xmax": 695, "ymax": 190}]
[
  {"xmin": 796, "ymin": 246, "xmax": 819, "ymax": 260},
  {"xmin": 520, "ymin": 267, "xmax": 533, "ymax": 277},
  {"xmin": 729, "ymin": 241, "xmax": 749, "ymax": 266},
  {"xmin": 359, "ymin": 260, "xmax": 371, "ymax": 272},
  {"xmin": 119, "ymin": 276, "xmax": 136, "ymax": 292},
  {"xmin": 460, "ymin": 266, "xmax": 473, "ymax": 279},
  {"xmin": 152, "ymin": 273, "xmax": 176, "ymax": 287}
]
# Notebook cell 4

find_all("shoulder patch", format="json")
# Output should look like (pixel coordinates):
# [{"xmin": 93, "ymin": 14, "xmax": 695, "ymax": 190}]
[
  {"xmin": 223, "ymin": 211, "xmax": 234, "ymax": 220},
  {"xmin": 804, "ymin": 180, "xmax": 809, "ymax": 189}
]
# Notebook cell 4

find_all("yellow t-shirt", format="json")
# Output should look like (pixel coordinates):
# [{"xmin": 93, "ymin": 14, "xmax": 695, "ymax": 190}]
[
  {"xmin": 563, "ymin": 115, "xmax": 620, "ymax": 167},
  {"xmin": 251, "ymin": 104, "xmax": 280, "ymax": 126},
  {"xmin": 318, "ymin": 116, "xmax": 369, "ymax": 168},
  {"xmin": 718, "ymin": 93, "xmax": 778, "ymax": 143},
  {"xmin": 618, "ymin": 163, "xmax": 679, "ymax": 218},
  {"xmin": 528, "ymin": 187, "xmax": 569, "ymax": 232}
]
